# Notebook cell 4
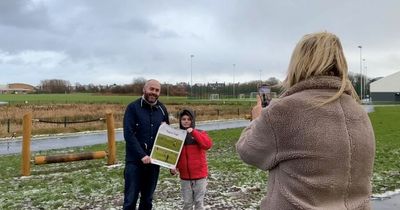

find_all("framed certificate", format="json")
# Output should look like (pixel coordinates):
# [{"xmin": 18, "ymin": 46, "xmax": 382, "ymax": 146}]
[{"xmin": 150, "ymin": 123, "xmax": 187, "ymax": 169}]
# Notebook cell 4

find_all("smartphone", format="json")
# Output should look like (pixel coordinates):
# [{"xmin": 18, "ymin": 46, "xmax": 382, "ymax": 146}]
[{"xmin": 258, "ymin": 85, "xmax": 271, "ymax": 107}]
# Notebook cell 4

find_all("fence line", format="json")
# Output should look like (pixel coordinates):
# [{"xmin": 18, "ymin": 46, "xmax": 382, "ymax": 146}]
[
  {"xmin": 35, "ymin": 117, "xmax": 104, "ymax": 128},
  {"xmin": 1, "ymin": 107, "xmax": 247, "ymax": 137},
  {"xmin": 21, "ymin": 112, "xmax": 117, "ymax": 176}
]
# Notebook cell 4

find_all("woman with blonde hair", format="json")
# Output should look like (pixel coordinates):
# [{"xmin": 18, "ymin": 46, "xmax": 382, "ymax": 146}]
[{"xmin": 236, "ymin": 32, "xmax": 375, "ymax": 209}]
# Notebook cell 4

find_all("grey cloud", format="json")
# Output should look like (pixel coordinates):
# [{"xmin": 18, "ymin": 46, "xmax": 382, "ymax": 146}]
[
  {"xmin": 115, "ymin": 17, "xmax": 158, "ymax": 33},
  {"xmin": 150, "ymin": 29, "xmax": 181, "ymax": 39},
  {"xmin": 1, "ymin": 0, "xmax": 400, "ymax": 85},
  {"xmin": 0, "ymin": 0, "xmax": 50, "ymax": 29}
]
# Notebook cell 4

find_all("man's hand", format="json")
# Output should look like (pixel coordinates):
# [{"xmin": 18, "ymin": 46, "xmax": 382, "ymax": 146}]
[
  {"xmin": 141, "ymin": 155, "xmax": 151, "ymax": 164},
  {"xmin": 251, "ymin": 95, "xmax": 262, "ymax": 120}
]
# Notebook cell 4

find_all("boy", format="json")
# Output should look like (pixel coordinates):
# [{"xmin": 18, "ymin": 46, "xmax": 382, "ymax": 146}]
[{"xmin": 171, "ymin": 108, "xmax": 213, "ymax": 210}]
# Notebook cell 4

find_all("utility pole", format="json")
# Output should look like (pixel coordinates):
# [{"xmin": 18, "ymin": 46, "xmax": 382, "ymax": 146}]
[
  {"xmin": 358, "ymin": 45, "xmax": 363, "ymax": 100},
  {"xmin": 233, "ymin": 64, "xmax": 236, "ymax": 98},
  {"xmin": 190, "ymin": 54, "xmax": 194, "ymax": 97}
]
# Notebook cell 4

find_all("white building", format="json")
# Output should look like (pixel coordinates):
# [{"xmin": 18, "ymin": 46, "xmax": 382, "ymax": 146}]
[
  {"xmin": 370, "ymin": 71, "xmax": 400, "ymax": 102},
  {"xmin": 0, "ymin": 84, "xmax": 8, "ymax": 94}
]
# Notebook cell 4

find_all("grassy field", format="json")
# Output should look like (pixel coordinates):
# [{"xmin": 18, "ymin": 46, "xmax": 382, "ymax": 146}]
[
  {"xmin": 0, "ymin": 128, "xmax": 266, "ymax": 209},
  {"xmin": 0, "ymin": 103, "xmax": 252, "ymax": 138},
  {"xmin": 0, "ymin": 93, "xmax": 256, "ymax": 105},
  {"xmin": 368, "ymin": 106, "xmax": 400, "ymax": 193},
  {"xmin": 0, "ymin": 93, "xmax": 254, "ymax": 138},
  {"xmin": 0, "ymin": 93, "xmax": 134, "ymax": 104},
  {"xmin": 0, "ymin": 106, "xmax": 399, "ymax": 209}
]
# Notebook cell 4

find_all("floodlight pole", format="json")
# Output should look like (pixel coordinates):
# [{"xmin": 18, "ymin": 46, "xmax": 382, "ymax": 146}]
[
  {"xmin": 358, "ymin": 45, "xmax": 363, "ymax": 100},
  {"xmin": 190, "ymin": 54, "xmax": 194, "ymax": 97},
  {"xmin": 233, "ymin": 64, "xmax": 236, "ymax": 98}
]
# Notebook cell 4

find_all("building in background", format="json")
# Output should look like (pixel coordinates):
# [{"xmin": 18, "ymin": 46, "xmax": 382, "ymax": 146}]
[
  {"xmin": 370, "ymin": 71, "xmax": 400, "ymax": 102},
  {"xmin": 0, "ymin": 83, "xmax": 36, "ymax": 94},
  {"xmin": 0, "ymin": 84, "xmax": 8, "ymax": 94}
]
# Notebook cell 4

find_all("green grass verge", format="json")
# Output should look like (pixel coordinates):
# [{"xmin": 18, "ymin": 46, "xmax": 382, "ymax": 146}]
[
  {"xmin": 0, "ymin": 93, "xmax": 135, "ymax": 105},
  {"xmin": 0, "ymin": 93, "xmax": 256, "ymax": 106},
  {"xmin": 0, "ymin": 106, "xmax": 399, "ymax": 208},
  {"xmin": 369, "ymin": 106, "xmax": 400, "ymax": 193},
  {"xmin": 0, "ymin": 128, "xmax": 266, "ymax": 209}
]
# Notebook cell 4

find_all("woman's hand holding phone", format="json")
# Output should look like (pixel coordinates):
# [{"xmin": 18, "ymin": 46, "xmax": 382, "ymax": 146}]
[
  {"xmin": 258, "ymin": 85, "xmax": 271, "ymax": 108},
  {"xmin": 251, "ymin": 95, "xmax": 262, "ymax": 120}
]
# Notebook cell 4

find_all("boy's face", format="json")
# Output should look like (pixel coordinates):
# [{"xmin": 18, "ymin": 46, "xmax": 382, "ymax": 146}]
[{"xmin": 180, "ymin": 115, "xmax": 192, "ymax": 128}]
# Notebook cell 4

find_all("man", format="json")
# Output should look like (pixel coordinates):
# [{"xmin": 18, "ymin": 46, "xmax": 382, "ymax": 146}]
[{"xmin": 123, "ymin": 79, "xmax": 169, "ymax": 210}]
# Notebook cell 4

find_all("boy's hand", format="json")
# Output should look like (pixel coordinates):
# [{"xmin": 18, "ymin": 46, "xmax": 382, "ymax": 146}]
[{"xmin": 170, "ymin": 169, "xmax": 178, "ymax": 175}]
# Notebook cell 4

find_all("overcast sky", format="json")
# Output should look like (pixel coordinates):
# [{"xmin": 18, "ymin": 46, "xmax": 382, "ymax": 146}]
[{"xmin": 1, "ymin": 0, "xmax": 399, "ymax": 86}]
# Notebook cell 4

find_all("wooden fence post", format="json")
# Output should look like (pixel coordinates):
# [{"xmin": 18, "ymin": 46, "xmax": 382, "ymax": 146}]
[
  {"xmin": 21, "ymin": 113, "xmax": 32, "ymax": 176},
  {"xmin": 106, "ymin": 112, "xmax": 116, "ymax": 165}
]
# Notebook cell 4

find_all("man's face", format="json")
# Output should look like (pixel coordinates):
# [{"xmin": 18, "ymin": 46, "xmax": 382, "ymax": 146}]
[{"xmin": 143, "ymin": 81, "xmax": 161, "ymax": 103}]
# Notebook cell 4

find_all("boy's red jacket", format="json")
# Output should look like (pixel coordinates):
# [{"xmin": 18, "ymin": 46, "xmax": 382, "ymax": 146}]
[{"xmin": 176, "ymin": 109, "xmax": 213, "ymax": 180}]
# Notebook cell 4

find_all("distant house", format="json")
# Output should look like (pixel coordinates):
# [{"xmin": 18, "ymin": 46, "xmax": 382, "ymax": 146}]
[
  {"xmin": 0, "ymin": 83, "xmax": 36, "ymax": 94},
  {"xmin": 370, "ymin": 71, "xmax": 400, "ymax": 102},
  {"xmin": 207, "ymin": 82, "xmax": 225, "ymax": 90},
  {"xmin": 0, "ymin": 84, "xmax": 8, "ymax": 94}
]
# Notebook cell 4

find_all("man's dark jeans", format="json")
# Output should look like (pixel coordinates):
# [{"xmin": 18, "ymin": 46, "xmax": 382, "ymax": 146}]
[{"xmin": 123, "ymin": 162, "xmax": 160, "ymax": 210}]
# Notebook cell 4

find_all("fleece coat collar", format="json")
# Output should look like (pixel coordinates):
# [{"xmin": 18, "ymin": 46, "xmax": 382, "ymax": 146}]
[{"xmin": 280, "ymin": 76, "xmax": 352, "ymax": 98}]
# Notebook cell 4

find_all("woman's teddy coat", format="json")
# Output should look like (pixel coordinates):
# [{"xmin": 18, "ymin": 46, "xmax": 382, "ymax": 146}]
[{"xmin": 236, "ymin": 76, "xmax": 375, "ymax": 210}]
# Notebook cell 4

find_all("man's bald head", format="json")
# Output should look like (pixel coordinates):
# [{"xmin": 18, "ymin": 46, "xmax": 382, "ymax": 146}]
[
  {"xmin": 143, "ymin": 79, "xmax": 161, "ymax": 104},
  {"xmin": 143, "ymin": 79, "xmax": 161, "ymax": 90}
]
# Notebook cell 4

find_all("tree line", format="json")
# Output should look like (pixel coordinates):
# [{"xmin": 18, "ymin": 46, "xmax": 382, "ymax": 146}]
[{"xmin": 36, "ymin": 73, "xmax": 373, "ymax": 98}]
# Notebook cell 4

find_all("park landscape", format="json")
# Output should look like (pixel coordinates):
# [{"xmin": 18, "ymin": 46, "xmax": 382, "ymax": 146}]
[
  {"xmin": 0, "ymin": 93, "xmax": 399, "ymax": 209},
  {"xmin": 0, "ymin": 93, "xmax": 253, "ymax": 139},
  {"xmin": 2, "ymin": 0, "xmax": 400, "ymax": 209}
]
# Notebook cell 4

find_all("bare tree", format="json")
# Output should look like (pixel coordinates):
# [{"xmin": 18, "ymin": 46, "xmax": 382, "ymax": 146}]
[
  {"xmin": 132, "ymin": 77, "xmax": 147, "ymax": 95},
  {"xmin": 40, "ymin": 79, "xmax": 71, "ymax": 93}
]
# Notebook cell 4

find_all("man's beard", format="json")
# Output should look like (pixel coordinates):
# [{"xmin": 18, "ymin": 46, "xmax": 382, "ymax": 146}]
[{"xmin": 144, "ymin": 92, "xmax": 158, "ymax": 103}]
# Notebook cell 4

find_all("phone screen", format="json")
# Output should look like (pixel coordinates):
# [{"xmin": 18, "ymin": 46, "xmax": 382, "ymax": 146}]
[{"xmin": 258, "ymin": 85, "xmax": 271, "ymax": 107}]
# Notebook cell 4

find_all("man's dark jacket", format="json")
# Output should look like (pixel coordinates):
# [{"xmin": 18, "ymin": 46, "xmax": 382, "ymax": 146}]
[{"xmin": 123, "ymin": 97, "xmax": 169, "ymax": 163}]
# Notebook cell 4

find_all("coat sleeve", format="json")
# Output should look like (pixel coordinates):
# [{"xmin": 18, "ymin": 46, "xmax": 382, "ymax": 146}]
[
  {"xmin": 236, "ymin": 108, "xmax": 278, "ymax": 171},
  {"xmin": 123, "ymin": 104, "xmax": 147, "ymax": 160},
  {"xmin": 192, "ymin": 129, "xmax": 213, "ymax": 150}
]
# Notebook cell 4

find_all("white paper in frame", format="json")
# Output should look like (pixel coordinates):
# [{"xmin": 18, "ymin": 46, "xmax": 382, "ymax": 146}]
[{"xmin": 150, "ymin": 123, "xmax": 187, "ymax": 169}]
